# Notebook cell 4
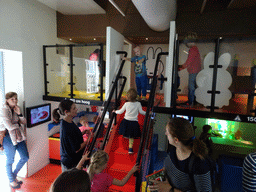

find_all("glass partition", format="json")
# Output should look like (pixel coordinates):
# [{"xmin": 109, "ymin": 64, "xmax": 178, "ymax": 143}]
[
  {"xmin": 175, "ymin": 40, "xmax": 216, "ymax": 112},
  {"xmin": 218, "ymin": 38, "xmax": 256, "ymax": 115},
  {"xmin": 44, "ymin": 44, "xmax": 105, "ymax": 101},
  {"xmin": 173, "ymin": 37, "xmax": 256, "ymax": 116},
  {"xmin": 45, "ymin": 46, "xmax": 71, "ymax": 98},
  {"xmin": 72, "ymin": 45, "xmax": 104, "ymax": 101}
]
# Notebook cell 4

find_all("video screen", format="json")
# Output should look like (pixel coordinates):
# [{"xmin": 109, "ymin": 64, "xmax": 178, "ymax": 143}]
[
  {"xmin": 27, "ymin": 103, "xmax": 51, "ymax": 128},
  {"xmin": 172, "ymin": 114, "xmax": 194, "ymax": 124}
]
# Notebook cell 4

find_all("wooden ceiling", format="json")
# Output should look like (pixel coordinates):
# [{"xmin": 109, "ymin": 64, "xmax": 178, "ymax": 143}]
[{"xmin": 58, "ymin": 0, "xmax": 256, "ymax": 44}]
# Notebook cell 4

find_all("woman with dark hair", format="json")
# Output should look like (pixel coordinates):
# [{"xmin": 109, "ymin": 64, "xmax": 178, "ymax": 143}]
[
  {"xmin": 0, "ymin": 92, "xmax": 29, "ymax": 189},
  {"xmin": 148, "ymin": 117, "xmax": 212, "ymax": 192},
  {"xmin": 49, "ymin": 168, "xmax": 91, "ymax": 192},
  {"xmin": 53, "ymin": 100, "xmax": 87, "ymax": 172}
]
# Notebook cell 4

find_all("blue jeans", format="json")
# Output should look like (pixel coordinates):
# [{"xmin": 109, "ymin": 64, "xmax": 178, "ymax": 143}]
[
  {"xmin": 61, "ymin": 163, "xmax": 69, "ymax": 172},
  {"xmin": 188, "ymin": 73, "xmax": 198, "ymax": 105},
  {"xmin": 3, "ymin": 134, "xmax": 29, "ymax": 183},
  {"xmin": 135, "ymin": 75, "xmax": 148, "ymax": 96}
]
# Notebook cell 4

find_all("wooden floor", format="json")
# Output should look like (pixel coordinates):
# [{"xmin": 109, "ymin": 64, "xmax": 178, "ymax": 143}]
[{"xmin": 0, "ymin": 153, "xmax": 61, "ymax": 192}]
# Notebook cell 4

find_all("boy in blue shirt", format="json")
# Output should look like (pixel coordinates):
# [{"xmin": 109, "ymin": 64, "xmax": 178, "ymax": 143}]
[{"xmin": 124, "ymin": 46, "xmax": 148, "ymax": 100}]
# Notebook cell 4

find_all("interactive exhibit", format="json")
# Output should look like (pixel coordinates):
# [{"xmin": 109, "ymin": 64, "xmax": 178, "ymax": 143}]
[
  {"xmin": 26, "ymin": 103, "xmax": 51, "ymax": 128},
  {"xmin": 43, "ymin": 44, "xmax": 106, "ymax": 105},
  {"xmin": 38, "ymin": 35, "xmax": 256, "ymax": 191}
]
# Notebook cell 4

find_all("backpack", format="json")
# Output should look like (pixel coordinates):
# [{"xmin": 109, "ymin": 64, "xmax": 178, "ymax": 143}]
[{"xmin": 188, "ymin": 154, "xmax": 218, "ymax": 192}]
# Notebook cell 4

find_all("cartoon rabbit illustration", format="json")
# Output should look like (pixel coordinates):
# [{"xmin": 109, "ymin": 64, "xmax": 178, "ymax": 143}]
[{"xmin": 195, "ymin": 52, "xmax": 232, "ymax": 108}]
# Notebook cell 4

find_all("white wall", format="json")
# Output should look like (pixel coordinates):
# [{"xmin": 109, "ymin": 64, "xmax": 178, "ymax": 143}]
[
  {"xmin": 122, "ymin": 44, "xmax": 132, "ymax": 92},
  {"xmin": 2, "ymin": 50, "xmax": 24, "ymax": 102},
  {"xmin": 0, "ymin": 0, "xmax": 69, "ymax": 177},
  {"xmin": 106, "ymin": 27, "xmax": 125, "ymax": 99},
  {"xmin": 140, "ymin": 44, "xmax": 169, "ymax": 94}
]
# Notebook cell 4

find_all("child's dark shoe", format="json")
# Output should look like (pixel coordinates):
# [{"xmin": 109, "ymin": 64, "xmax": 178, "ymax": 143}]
[
  {"xmin": 128, "ymin": 148, "xmax": 134, "ymax": 154},
  {"xmin": 16, "ymin": 178, "xmax": 23, "ymax": 185}
]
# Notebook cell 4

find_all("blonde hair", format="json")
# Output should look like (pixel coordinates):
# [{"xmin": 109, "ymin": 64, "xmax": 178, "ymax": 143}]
[
  {"xmin": 127, "ymin": 88, "xmax": 137, "ymax": 102},
  {"xmin": 87, "ymin": 150, "xmax": 109, "ymax": 181},
  {"xmin": 80, "ymin": 116, "xmax": 88, "ymax": 124}
]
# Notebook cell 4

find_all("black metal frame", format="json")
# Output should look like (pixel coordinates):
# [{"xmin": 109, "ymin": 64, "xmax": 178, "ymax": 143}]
[
  {"xmin": 171, "ymin": 34, "xmax": 179, "ymax": 107},
  {"xmin": 208, "ymin": 37, "xmax": 221, "ymax": 112},
  {"xmin": 135, "ymin": 52, "xmax": 169, "ymax": 191},
  {"xmin": 171, "ymin": 36, "xmax": 256, "ymax": 117},
  {"xmin": 101, "ymin": 76, "xmax": 127, "ymax": 149},
  {"xmin": 43, "ymin": 43, "xmax": 104, "ymax": 104},
  {"xmin": 84, "ymin": 51, "xmax": 128, "ymax": 159}
]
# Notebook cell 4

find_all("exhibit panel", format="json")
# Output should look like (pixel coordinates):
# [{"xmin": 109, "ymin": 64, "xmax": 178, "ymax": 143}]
[
  {"xmin": 45, "ymin": 46, "xmax": 70, "ymax": 97},
  {"xmin": 219, "ymin": 38, "xmax": 256, "ymax": 115},
  {"xmin": 72, "ymin": 45, "xmax": 104, "ymax": 101},
  {"xmin": 177, "ymin": 39, "xmax": 216, "ymax": 110},
  {"xmin": 106, "ymin": 27, "xmax": 125, "ymax": 100},
  {"xmin": 165, "ymin": 21, "xmax": 176, "ymax": 107},
  {"xmin": 174, "ymin": 36, "xmax": 256, "ymax": 116},
  {"xmin": 43, "ymin": 44, "xmax": 105, "ymax": 104}
]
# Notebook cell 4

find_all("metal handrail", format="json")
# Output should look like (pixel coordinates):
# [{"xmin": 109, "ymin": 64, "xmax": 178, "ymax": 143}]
[
  {"xmin": 84, "ymin": 51, "xmax": 127, "ymax": 162},
  {"xmin": 101, "ymin": 76, "xmax": 127, "ymax": 149},
  {"xmin": 135, "ymin": 52, "xmax": 169, "ymax": 191}
]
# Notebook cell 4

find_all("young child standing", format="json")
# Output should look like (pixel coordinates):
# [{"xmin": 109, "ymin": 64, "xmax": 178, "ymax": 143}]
[
  {"xmin": 113, "ymin": 88, "xmax": 146, "ymax": 154},
  {"xmin": 76, "ymin": 150, "xmax": 139, "ymax": 192},
  {"xmin": 79, "ymin": 116, "xmax": 92, "ymax": 142},
  {"xmin": 124, "ymin": 46, "xmax": 148, "ymax": 100}
]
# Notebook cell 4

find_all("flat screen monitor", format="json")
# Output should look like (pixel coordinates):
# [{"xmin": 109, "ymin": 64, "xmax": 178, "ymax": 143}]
[
  {"xmin": 172, "ymin": 114, "xmax": 194, "ymax": 124},
  {"xmin": 26, "ymin": 103, "xmax": 51, "ymax": 128}
]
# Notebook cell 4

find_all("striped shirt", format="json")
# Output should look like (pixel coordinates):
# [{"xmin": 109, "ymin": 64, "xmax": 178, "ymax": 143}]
[
  {"xmin": 164, "ymin": 147, "xmax": 212, "ymax": 192},
  {"xmin": 242, "ymin": 152, "xmax": 256, "ymax": 192}
]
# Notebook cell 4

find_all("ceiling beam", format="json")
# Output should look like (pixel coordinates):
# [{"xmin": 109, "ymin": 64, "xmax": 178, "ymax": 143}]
[
  {"xmin": 200, "ymin": 0, "xmax": 208, "ymax": 14},
  {"xmin": 108, "ymin": 0, "xmax": 125, "ymax": 16}
]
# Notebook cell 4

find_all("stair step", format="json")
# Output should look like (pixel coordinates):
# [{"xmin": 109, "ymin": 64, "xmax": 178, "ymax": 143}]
[
  {"xmin": 109, "ymin": 163, "xmax": 133, "ymax": 172},
  {"xmin": 109, "ymin": 148, "xmax": 137, "ymax": 166},
  {"xmin": 108, "ymin": 163, "xmax": 136, "ymax": 185},
  {"xmin": 108, "ymin": 169, "xmax": 136, "ymax": 185},
  {"xmin": 109, "ymin": 183, "xmax": 135, "ymax": 192}
]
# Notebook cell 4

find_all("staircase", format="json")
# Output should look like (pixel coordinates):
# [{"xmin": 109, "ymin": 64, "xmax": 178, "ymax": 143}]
[
  {"xmin": 108, "ymin": 136, "xmax": 140, "ymax": 191},
  {"xmin": 104, "ymin": 100, "xmax": 146, "ymax": 192}
]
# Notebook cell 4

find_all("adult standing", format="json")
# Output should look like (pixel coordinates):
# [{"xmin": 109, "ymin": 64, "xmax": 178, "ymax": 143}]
[
  {"xmin": 0, "ymin": 92, "xmax": 29, "ymax": 189},
  {"xmin": 53, "ymin": 100, "xmax": 87, "ymax": 172},
  {"xmin": 179, "ymin": 32, "xmax": 201, "ymax": 106},
  {"xmin": 148, "ymin": 117, "xmax": 212, "ymax": 192}
]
